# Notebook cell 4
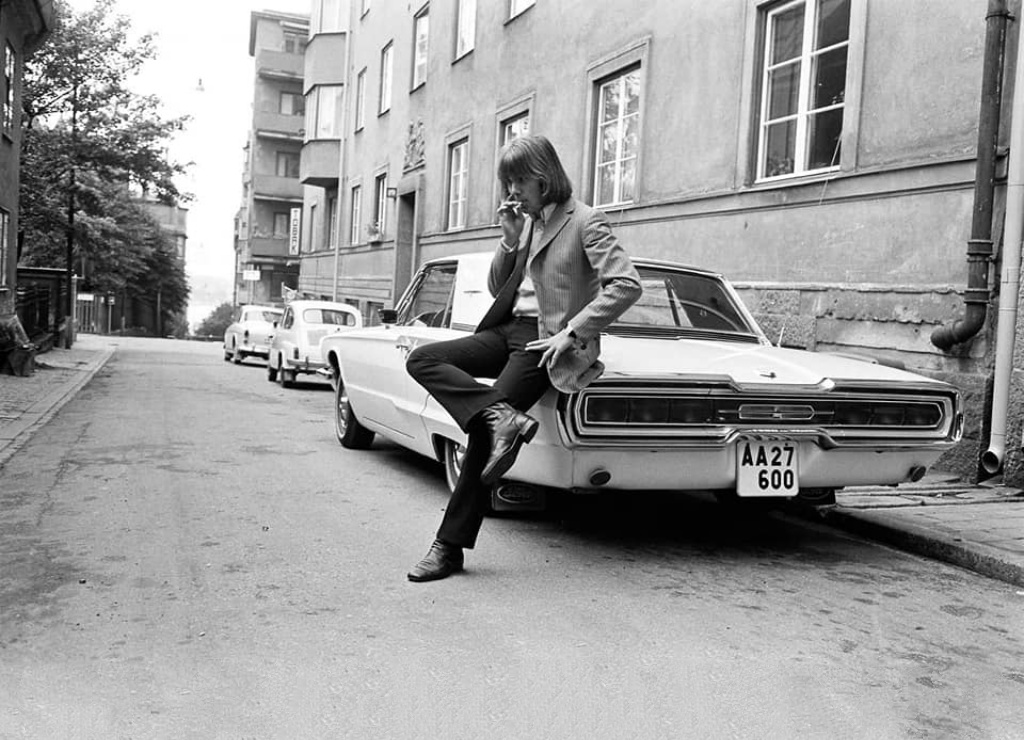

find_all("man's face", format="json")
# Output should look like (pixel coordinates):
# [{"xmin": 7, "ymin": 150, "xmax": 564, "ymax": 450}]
[{"xmin": 506, "ymin": 177, "xmax": 544, "ymax": 217}]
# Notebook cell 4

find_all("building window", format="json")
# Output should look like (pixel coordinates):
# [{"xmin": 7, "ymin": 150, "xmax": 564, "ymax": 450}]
[
  {"xmin": 757, "ymin": 0, "xmax": 850, "ymax": 181},
  {"xmin": 306, "ymin": 204, "xmax": 317, "ymax": 253},
  {"xmin": 509, "ymin": 0, "xmax": 535, "ymax": 19},
  {"xmin": 276, "ymin": 151, "xmax": 300, "ymax": 178},
  {"xmin": 3, "ymin": 43, "xmax": 15, "ymax": 136},
  {"xmin": 455, "ymin": 0, "xmax": 476, "ymax": 59},
  {"xmin": 379, "ymin": 42, "xmax": 394, "ymax": 115},
  {"xmin": 447, "ymin": 139, "xmax": 469, "ymax": 229},
  {"xmin": 274, "ymin": 212, "xmax": 290, "ymax": 237},
  {"xmin": 501, "ymin": 112, "xmax": 530, "ymax": 147},
  {"xmin": 373, "ymin": 174, "xmax": 388, "ymax": 238},
  {"xmin": 355, "ymin": 68, "xmax": 366, "ymax": 131},
  {"xmin": 350, "ymin": 185, "xmax": 362, "ymax": 244},
  {"xmin": 280, "ymin": 91, "xmax": 304, "ymax": 116},
  {"xmin": 306, "ymin": 84, "xmax": 343, "ymax": 139},
  {"xmin": 284, "ymin": 32, "xmax": 307, "ymax": 55},
  {"xmin": 412, "ymin": 6, "xmax": 429, "ymax": 90},
  {"xmin": 314, "ymin": 0, "xmax": 345, "ymax": 33},
  {"xmin": 593, "ymin": 66, "xmax": 641, "ymax": 207},
  {"xmin": 0, "ymin": 209, "xmax": 8, "ymax": 288},
  {"xmin": 327, "ymin": 192, "xmax": 338, "ymax": 249}
]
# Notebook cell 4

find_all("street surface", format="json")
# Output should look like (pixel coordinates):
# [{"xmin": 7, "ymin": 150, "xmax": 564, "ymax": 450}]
[{"xmin": 0, "ymin": 337, "xmax": 1021, "ymax": 739}]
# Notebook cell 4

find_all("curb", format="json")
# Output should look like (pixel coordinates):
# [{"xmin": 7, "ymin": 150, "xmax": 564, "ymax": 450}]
[
  {"xmin": 815, "ymin": 506, "xmax": 1024, "ymax": 589},
  {"xmin": 0, "ymin": 345, "xmax": 115, "ymax": 469}
]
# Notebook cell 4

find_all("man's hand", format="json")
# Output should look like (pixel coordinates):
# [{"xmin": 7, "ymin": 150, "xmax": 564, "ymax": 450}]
[{"xmin": 526, "ymin": 328, "xmax": 576, "ymax": 370}]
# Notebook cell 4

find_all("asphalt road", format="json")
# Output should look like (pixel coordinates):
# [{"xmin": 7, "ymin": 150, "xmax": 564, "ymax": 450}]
[{"xmin": 0, "ymin": 337, "xmax": 1021, "ymax": 740}]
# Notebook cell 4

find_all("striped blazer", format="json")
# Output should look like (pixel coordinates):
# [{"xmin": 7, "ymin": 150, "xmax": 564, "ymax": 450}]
[{"xmin": 477, "ymin": 197, "xmax": 642, "ymax": 393}]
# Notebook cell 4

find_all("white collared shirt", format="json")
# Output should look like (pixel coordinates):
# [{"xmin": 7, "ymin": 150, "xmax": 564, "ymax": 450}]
[{"xmin": 512, "ymin": 203, "xmax": 556, "ymax": 318}]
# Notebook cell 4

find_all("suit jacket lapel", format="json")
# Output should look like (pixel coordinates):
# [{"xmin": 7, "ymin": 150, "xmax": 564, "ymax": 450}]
[{"xmin": 528, "ymin": 199, "xmax": 573, "ymax": 266}]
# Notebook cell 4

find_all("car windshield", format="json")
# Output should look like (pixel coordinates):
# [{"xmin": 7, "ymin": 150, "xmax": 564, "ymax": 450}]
[
  {"xmin": 608, "ymin": 266, "xmax": 759, "ymax": 340},
  {"xmin": 303, "ymin": 308, "xmax": 356, "ymax": 326}
]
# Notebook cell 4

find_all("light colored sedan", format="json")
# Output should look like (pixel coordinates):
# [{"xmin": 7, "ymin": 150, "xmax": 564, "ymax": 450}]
[
  {"xmin": 267, "ymin": 300, "xmax": 362, "ymax": 388},
  {"xmin": 320, "ymin": 253, "xmax": 963, "ymax": 510},
  {"xmin": 223, "ymin": 305, "xmax": 283, "ymax": 364}
]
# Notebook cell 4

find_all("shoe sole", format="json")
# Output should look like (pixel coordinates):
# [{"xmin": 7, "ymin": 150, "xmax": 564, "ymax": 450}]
[
  {"xmin": 407, "ymin": 563, "xmax": 464, "ymax": 582},
  {"xmin": 481, "ymin": 418, "xmax": 539, "ymax": 485}
]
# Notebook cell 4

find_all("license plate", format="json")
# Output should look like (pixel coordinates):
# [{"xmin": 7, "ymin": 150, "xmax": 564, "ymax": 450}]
[{"xmin": 736, "ymin": 440, "xmax": 799, "ymax": 497}]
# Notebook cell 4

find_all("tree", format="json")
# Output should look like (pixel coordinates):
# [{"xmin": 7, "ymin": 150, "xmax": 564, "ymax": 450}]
[
  {"xmin": 196, "ymin": 302, "xmax": 235, "ymax": 339},
  {"xmin": 19, "ymin": 0, "xmax": 191, "ymax": 335}
]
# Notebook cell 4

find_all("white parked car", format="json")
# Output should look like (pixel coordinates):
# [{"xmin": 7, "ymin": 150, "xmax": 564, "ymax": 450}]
[
  {"xmin": 223, "ymin": 305, "xmax": 282, "ymax": 364},
  {"xmin": 267, "ymin": 300, "xmax": 362, "ymax": 388},
  {"xmin": 320, "ymin": 253, "xmax": 963, "ymax": 508}
]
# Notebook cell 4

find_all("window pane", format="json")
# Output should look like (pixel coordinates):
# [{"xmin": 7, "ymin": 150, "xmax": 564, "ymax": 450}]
[
  {"xmin": 771, "ymin": 4, "xmax": 805, "ymax": 64},
  {"xmin": 807, "ymin": 108, "xmax": 843, "ymax": 169},
  {"xmin": 599, "ymin": 122, "xmax": 619, "ymax": 165},
  {"xmin": 620, "ymin": 158, "xmax": 636, "ymax": 202},
  {"xmin": 624, "ymin": 71, "xmax": 641, "ymax": 115},
  {"xmin": 812, "ymin": 46, "xmax": 847, "ymax": 109},
  {"xmin": 597, "ymin": 163, "xmax": 616, "ymax": 205},
  {"xmin": 502, "ymin": 113, "xmax": 529, "ymax": 145},
  {"xmin": 601, "ymin": 79, "xmax": 621, "ymax": 123},
  {"xmin": 764, "ymin": 120, "xmax": 796, "ymax": 177},
  {"xmin": 622, "ymin": 115, "xmax": 640, "ymax": 158},
  {"xmin": 816, "ymin": 0, "xmax": 850, "ymax": 49},
  {"xmin": 456, "ymin": 0, "xmax": 476, "ymax": 57},
  {"xmin": 767, "ymin": 61, "xmax": 801, "ymax": 119},
  {"xmin": 413, "ymin": 12, "xmax": 429, "ymax": 87}
]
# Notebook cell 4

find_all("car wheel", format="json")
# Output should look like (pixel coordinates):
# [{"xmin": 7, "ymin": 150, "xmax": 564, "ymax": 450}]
[
  {"xmin": 267, "ymin": 358, "xmax": 278, "ymax": 382},
  {"xmin": 223, "ymin": 344, "xmax": 232, "ymax": 361},
  {"xmin": 335, "ymin": 377, "xmax": 374, "ymax": 449},
  {"xmin": 231, "ymin": 342, "xmax": 243, "ymax": 364},
  {"xmin": 278, "ymin": 362, "xmax": 295, "ymax": 388},
  {"xmin": 443, "ymin": 438, "xmax": 466, "ymax": 494}
]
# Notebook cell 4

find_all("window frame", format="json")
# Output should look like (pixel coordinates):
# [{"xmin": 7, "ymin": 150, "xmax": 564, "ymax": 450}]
[
  {"xmin": 307, "ymin": 84, "xmax": 344, "ymax": 140},
  {"xmin": 354, "ymin": 68, "xmax": 367, "ymax": 131},
  {"xmin": 412, "ymin": 5, "xmax": 430, "ymax": 91},
  {"xmin": 754, "ymin": 0, "xmax": 852, "ymax": 182},
  {"xmin": 349, "ymin": 184, "xmax": 362, "ymax": 244},
  {"xmin": 454, "ymin": 0, "xmax": 476, "ymax": 60},
  {"xmin": 373, "ymin": 172, "xmax": 388, "ymax": 239},
  {"xmin": 446, "ymin": 137, "xmax": 470, "ymax": 230},
  {"xmin": 0, "ymin": 209, "xmax": 8, "ymax": 288},
  {"xmin": 739, "ymin": 0, "xmax": 865, "ymax": 186},
  {"xmin": 275, "ymin": 150, "xmax": 300, "ymax": 178},
  {"xmin": 379, "ymin": 41, "xmax": 394, "ymax": 115},
  {"xmin": 273, "ymin": 212, "xmax": 290, "ymax": 238},
  {"xmin": 508, "ymin": 0, "xmax": 535, "ymax": 21},
  {"xmin": 3, "ymin": 43, "xmax": 15, "ymax": 137},
  {"xmin": 583, "ymin": 37, "xmax": 650, "ymax": 210},
  {"xmin": 327, "ymin": 191, "xmax": 339, "ymax": 250},
  {"xmin": 280, "ymin": 91, "xmax": 304, "ymax": 117}
]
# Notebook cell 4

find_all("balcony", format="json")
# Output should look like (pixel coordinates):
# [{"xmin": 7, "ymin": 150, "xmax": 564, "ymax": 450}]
[
  {"xmin": 301, "ymin": 139, "xmax": 341, "ymax": 187},
  {"xmin": 256, "ymin": 49, "xmax": 303, "ymax": 81},
  {"xmin": 249, "ymin": 236, "xmax": 292, "ymax": 259},
  {"xmin": 252, "ymin": 173, "xmax": 303, "ymax": 201},
  {"xmin": 254, "ymin": 110, "xmax": 304, "ymax": 139}
]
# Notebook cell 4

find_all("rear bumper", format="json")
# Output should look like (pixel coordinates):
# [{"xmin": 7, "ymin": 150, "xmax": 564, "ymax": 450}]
[{"xmin": 282, "ymin": 357, "xmax": 326, "ymax": 375}]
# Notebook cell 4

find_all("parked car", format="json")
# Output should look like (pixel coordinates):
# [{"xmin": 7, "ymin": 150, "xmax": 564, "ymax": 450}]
[
  {"xmin": 267, "ymin": 300, "xmax": 362, "ymax": 388},
  {"xmin": 223, "ymin": 305, "xmax": 283, "ymax": 364},
  {"xmin": 320, "ymin": 253, "xmax": 963, "ymax": 509}
]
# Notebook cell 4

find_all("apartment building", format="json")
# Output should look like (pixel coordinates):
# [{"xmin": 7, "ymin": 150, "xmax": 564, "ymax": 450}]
[
  {"xmin": 0, "ymin": 0, "xmax": 53, "ymax": 344},
  {"xmin": 234, "ymin": 10, "xmax": 310, "ymax": 306},
  {"xmin": 292, "ymin": 0, "xmax": 1024, "ymax": 484}
]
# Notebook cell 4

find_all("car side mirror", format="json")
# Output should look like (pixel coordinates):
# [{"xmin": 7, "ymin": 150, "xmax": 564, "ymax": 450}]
[{"xmin": 378, "ymin": 308, "xmax": 398, "ymax": 325}]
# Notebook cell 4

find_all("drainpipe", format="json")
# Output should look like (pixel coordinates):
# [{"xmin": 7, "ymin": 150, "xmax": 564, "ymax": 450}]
[
  {"xmin": 931, "ymin": 0, "xmax": 1012, "ymax": 350},
  {"xmin": 983, "ymin": 19, "xmax": 1024, "ymax": 475}
]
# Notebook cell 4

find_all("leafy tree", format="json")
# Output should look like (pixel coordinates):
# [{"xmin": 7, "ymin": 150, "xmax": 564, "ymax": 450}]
[
  {"xmin": 196, "ymin": 302, "xmax": 235, "ymax": 338},
  {"xmin": 19, "ymin": 0, "xmax": 191, "ymax": 332}
]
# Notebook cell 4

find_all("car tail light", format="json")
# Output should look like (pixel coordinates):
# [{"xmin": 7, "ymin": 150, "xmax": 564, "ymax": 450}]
[
  {"xmin": 293, "ymin": 347, "xmax": 299, "ymax": 360},
  {"xmin": 244, "ymin": 329, "xmax": 250, "ymax": 340}
]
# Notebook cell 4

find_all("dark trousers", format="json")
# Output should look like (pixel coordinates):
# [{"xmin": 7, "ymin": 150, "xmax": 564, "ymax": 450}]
[{"xmin": 406, "ymin": 317, "xmax": 551, "ymax": 548}]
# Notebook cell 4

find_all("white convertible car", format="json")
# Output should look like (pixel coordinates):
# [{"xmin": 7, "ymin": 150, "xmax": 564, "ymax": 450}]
[{"xmin": 320, "ymin": 253, "xmax": 963, "ymax": 508}]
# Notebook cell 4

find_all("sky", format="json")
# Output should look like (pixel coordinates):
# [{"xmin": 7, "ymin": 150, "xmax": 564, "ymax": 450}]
[{"xmin": 67, "ymin": 0, "xmax": 313, "ymax": 329}]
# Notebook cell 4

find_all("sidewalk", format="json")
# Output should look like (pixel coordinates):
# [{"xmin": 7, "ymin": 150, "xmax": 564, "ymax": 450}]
[
  {"xmin": 0, "ymin": 332, "xmax": 116, "ymax": 469},
  {"xmin": 1, "ymin": 334, "xmax": 1023, "ymax": 588}
]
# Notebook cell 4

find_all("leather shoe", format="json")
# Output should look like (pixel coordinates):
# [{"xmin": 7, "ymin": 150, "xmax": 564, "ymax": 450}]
[
  {"xmin": 477, "ymin": 401, "xmax": 539, "ymax": 485},
  {"xmin": 407, "ymin": 539, "xmax": 464, "ymax": 582}
]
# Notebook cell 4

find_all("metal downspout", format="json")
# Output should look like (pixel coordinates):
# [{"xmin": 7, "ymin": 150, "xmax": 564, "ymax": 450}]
[
  {"xmin": 984, "ymin": 20, "xmax": 1024, "ymax": 475},
  {"xmin": 931, "ymin": 0, "xmax": 1012, "ymax": 350}
]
